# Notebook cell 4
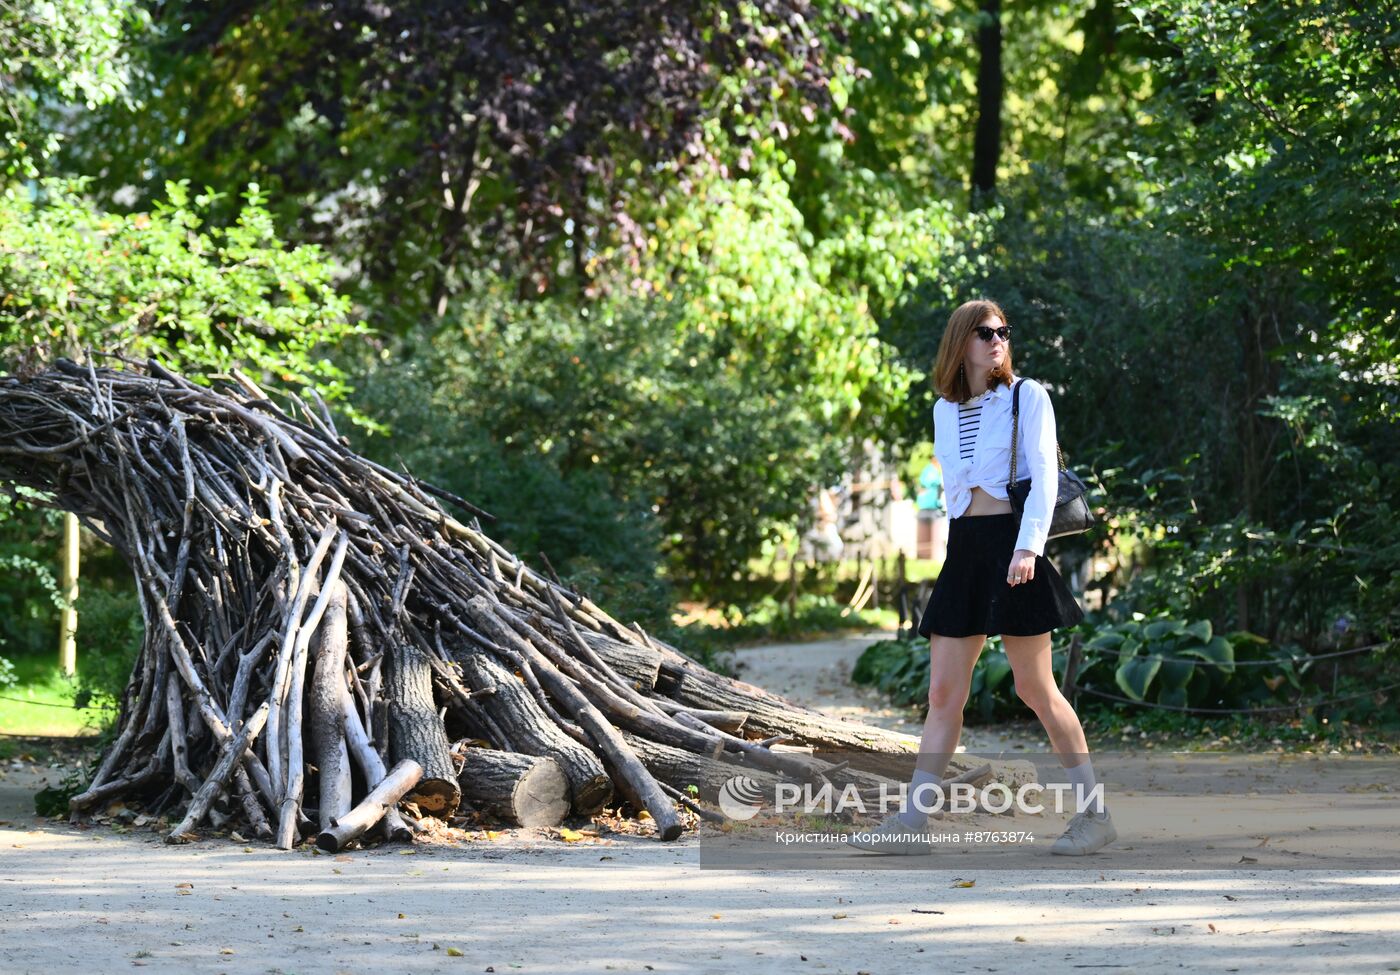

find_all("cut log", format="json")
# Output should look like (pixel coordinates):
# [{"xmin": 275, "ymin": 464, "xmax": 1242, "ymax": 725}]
[
  {"xmin": 620, "ymin": 731, "xmax": 787, "ymax": 799},
  {"xmin": 657, "ymin": 650, "xmax": 923, "ymax": 756},
  {"xmin": 315, "ymin": 759, "xmax": 423, "ymax": 853},
  {"xmin": 386, "ymin": 641, "xmax": 461, "ymax": 817},
  {"xmin": 457, "ymin": 749, "xmax": 570, "ymax": 828},
  {"xmin": 454, "ymin": 648, "xmax": 613, "ymax": 814},
  {"xmin": 581, "ymin": 631, "xmax": 664, "ymax": 691}
]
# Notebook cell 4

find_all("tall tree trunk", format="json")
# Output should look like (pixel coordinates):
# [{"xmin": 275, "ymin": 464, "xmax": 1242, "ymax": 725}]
[
  {"xmin": 971, "ymin": 0, "xmax": 1003, "ymax": 211},
  {"xmin": 1234, "ymin": 281, "xmax": 1288, "ymax": 635}
]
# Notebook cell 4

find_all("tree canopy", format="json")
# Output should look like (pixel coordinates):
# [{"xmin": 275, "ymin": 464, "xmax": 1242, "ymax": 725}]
[{"xmin": 1, "ymin": 0, "xmax": 1397, "ymax": 683}]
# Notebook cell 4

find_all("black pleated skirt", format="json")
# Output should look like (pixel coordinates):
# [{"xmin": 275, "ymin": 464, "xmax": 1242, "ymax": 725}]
[{"xmin": 916, "ymin": 512, "xmax": 1085, "ymax": 639}]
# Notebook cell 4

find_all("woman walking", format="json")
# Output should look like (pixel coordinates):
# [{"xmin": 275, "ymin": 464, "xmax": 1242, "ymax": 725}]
[{"xmin": 850, "ymin": 298, "xmax": 1115, "ymax": 857}]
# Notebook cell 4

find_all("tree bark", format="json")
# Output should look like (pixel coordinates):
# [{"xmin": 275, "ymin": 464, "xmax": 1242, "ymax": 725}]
[
  {"xmin": 454, "ymin": 639, "xmax": 613, "ymax": 814},
  {"xmin": 387, "ymin": 641, "xmax": 461, "ymax": 817},
  {"xmin": 971, "ymin": 0, "xmax": 1003, "ymax": 210}
]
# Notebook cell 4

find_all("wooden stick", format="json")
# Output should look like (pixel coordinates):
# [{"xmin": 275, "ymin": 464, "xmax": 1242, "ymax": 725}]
[
  {"xmin": 315, "ymin": 759, "xmax": 423, "ymax": 853},
  {"xmin": 167, "ymin": 702, "xmax": 270, "ymax": 843},
  {"xmin": 165, "ymin": 674, "xmax": 201, "ymax": 795},
  {"xmin": 309, "ymin": 580, "xmax": 351, "ymax": 830},
  {"xmin": 340, "ymin": 676, "xmax": 412, "ymax": 841}
]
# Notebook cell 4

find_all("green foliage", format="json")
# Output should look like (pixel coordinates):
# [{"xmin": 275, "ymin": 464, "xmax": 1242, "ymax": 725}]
[
  {"xmin": 849, "ymin": 613, "xmax": 1394, "ymax": 725},
  {"xmin": 34, "ymin": 760, "xmax": 99, "ymax": 817},
  {"xmin": 1073, "ymin": 615, "xmax": 1287, "ymax": 710},
  {"xmin": 70, "ymin": 587, "xmax": 142, "ymax": 712},
  {"xmin": 1063, "ymin": 609, "xmax": 1399, "ymax": 718},
  {"xmin": 0, "ymin": 0, "xmax": 142, "ymax": 177},
  {"xmin": 1132, "ymin": 0, "xmax": 1400, "ymax": 358},
  {"xmin": 0, "ymin": 179, "xmax": 363, "ymax": 404},
  {"xmin": 61, "ymin": 0, "xmax": 835, "ymax": 325},
  {"xmin": 348, "ymin": 268, "xmax": 912, "ymax": 598},
  {"xmin": 1084, "ymin": 709, "xmax": 1400, "ymax": 751},
  {"xmin": 0, "ymin": 491, "xmax": 67, "ymax": 665},
  {"xmin": 347, "ymin": 344, "xmax": 676, "ymax": 633},
  {"xmin": 0, "ymin": 652, "xmax": 112, "ymax": 736}
]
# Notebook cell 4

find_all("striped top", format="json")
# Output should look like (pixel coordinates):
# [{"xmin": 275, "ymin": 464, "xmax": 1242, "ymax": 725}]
[{"xmin": 957, "ymin": 394, "xmax": 987, "ymax": 461}]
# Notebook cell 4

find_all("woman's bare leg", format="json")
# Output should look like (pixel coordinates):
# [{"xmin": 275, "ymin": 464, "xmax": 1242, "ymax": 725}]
[
  {"xmin": 911, "ymin": 633, "xmax": 986, "ymax": 776},
  {"xmin": 889, "ymin": 632, "xmax": 984, "ymax": 825},
  {"xmin": 1000, "ymin": 631, "xmax": 1088, "ymax": 756},
  {"xmin": 1002, "ymin": 631, "xmax": 1117, "ymax": 853}
]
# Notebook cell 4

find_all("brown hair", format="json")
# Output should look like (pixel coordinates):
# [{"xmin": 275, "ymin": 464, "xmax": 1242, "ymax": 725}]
[{"xmin": 932, "ymin": 298, "xmax": 1015, "ymax": 402}]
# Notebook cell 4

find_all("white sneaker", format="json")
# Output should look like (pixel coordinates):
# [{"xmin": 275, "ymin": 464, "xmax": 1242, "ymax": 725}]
[
  {"xmin": 846, "ymin": 814, "xmax": 935, "ymax": 856},
  {"xmin": 1050, "ymin": 807, "xmax": 1118, "ymax": 856}
]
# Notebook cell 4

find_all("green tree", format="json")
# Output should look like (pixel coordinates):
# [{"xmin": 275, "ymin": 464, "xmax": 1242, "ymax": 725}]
[
  {"xmin": 0, "ymin": 0, "xmax": 142, "ymax": 178},
  {"xmin": 61, "ymin": 0, "xmax": 836, "ymax": 327},
  {"xmin": 1, "ymin": 179, "xmax": 362, "ymax": 397}
]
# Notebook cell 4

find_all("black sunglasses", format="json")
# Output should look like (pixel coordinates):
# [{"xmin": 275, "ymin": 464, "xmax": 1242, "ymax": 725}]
[{"xmin": 973, "ymin": 324, "xmax": 1012, "ymax": 342}]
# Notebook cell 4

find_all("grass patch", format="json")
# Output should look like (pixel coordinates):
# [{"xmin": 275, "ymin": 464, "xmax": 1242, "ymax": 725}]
[
  {"xmin": 663, "ymin": 597, "xmax": 901, "ymax": 672},
  {"xmin": 0, "ymin": 654, "xmax": 112, "ymax": 737}
]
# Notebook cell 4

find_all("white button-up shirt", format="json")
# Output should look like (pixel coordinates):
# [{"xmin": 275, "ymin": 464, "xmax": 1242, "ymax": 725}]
[{"xmin": 932, "ymin": 374, "xmax": 1060, "ymax": 556}]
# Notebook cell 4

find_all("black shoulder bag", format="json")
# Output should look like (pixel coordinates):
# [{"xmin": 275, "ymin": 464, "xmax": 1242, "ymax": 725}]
[{"xmin": 1007, "ymin": 379, "xmax": 1095, "ymax": 540}]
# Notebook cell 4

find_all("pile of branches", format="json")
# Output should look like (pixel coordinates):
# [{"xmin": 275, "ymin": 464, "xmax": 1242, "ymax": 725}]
[{"xmin": 0, "ymin": 360, "xmax": 938, "ymax": 849}]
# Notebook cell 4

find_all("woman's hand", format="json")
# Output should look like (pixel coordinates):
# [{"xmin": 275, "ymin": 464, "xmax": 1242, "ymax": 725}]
[{"xmin": 1006, "ymin": 549, "xmax": 1037, "ymax": 587}]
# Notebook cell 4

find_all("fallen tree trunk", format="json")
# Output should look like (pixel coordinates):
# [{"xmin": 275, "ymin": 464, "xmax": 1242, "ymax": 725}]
[{"xmin": 0, "ymin": 361, "xmax": 1032, "ymax": 847}]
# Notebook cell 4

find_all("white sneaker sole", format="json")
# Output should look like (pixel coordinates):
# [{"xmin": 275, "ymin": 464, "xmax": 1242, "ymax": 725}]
[{"xmin": 1050, "ymin": 821, "xmax": 1118, "ymax": 856}]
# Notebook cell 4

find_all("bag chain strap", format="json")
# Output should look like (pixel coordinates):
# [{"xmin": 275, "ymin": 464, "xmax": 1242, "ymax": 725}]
[{"xmin": 1008, "ymin": 379, "xmax": 1067, "ymax": 487}]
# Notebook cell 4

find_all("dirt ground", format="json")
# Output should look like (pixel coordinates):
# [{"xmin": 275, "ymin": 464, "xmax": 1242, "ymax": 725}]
[{"xmin": 3, "ymin": 631, "xmax": 1398, "ymax": 975}]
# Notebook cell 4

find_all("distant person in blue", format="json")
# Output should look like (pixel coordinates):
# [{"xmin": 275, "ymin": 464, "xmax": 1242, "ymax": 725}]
[{"xmin": 915, "ymin": 459, "xmax": 947, "ymax": 564}]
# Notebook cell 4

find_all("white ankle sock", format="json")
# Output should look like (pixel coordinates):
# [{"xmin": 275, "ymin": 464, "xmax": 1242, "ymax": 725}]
[
  {"xmin": 897, "ymin": 769, "xmax": 942, "ymax": 827},
  {"xmin": 1065, "ymin": 758, "xmax": 1105, "ymax": 815}
]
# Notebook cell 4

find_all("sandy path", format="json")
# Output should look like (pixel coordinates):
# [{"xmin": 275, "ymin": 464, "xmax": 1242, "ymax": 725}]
[{"xmin": 2, "ymin": 630, "xmax": 1398, "ymax": 975}]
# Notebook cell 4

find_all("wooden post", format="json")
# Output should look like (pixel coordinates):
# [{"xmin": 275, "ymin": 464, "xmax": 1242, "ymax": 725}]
[
  {"xmin": 58, "ymin": 512, "xmax": 79, "ymax": 677},
  {"xmin": 1060, "ymin": 632, "xmax": 1083, "ymax": 703},
  {"xmin": 787, "ymin": 549, "xmax": 799, "ymax": 622}
]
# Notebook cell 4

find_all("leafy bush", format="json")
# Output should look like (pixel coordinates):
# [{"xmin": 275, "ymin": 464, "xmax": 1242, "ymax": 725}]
[
  {"xmin": 1070, "ymin": 616, "xmax": 1294, "ymax": 711},
  {"xmin": 0, "ymin": 179, "xmax": 364, "ymax": 410},
  {"xmin": 0, "ymin": 492, "xmax": 67, "ymax": 674},
  {"xmin": 71, "ymin": 587, "xmax": 143, "ymax": 712},
  {"xmin": 348, "ymin": 356, "xmax": 676, "ymax": 634}
]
